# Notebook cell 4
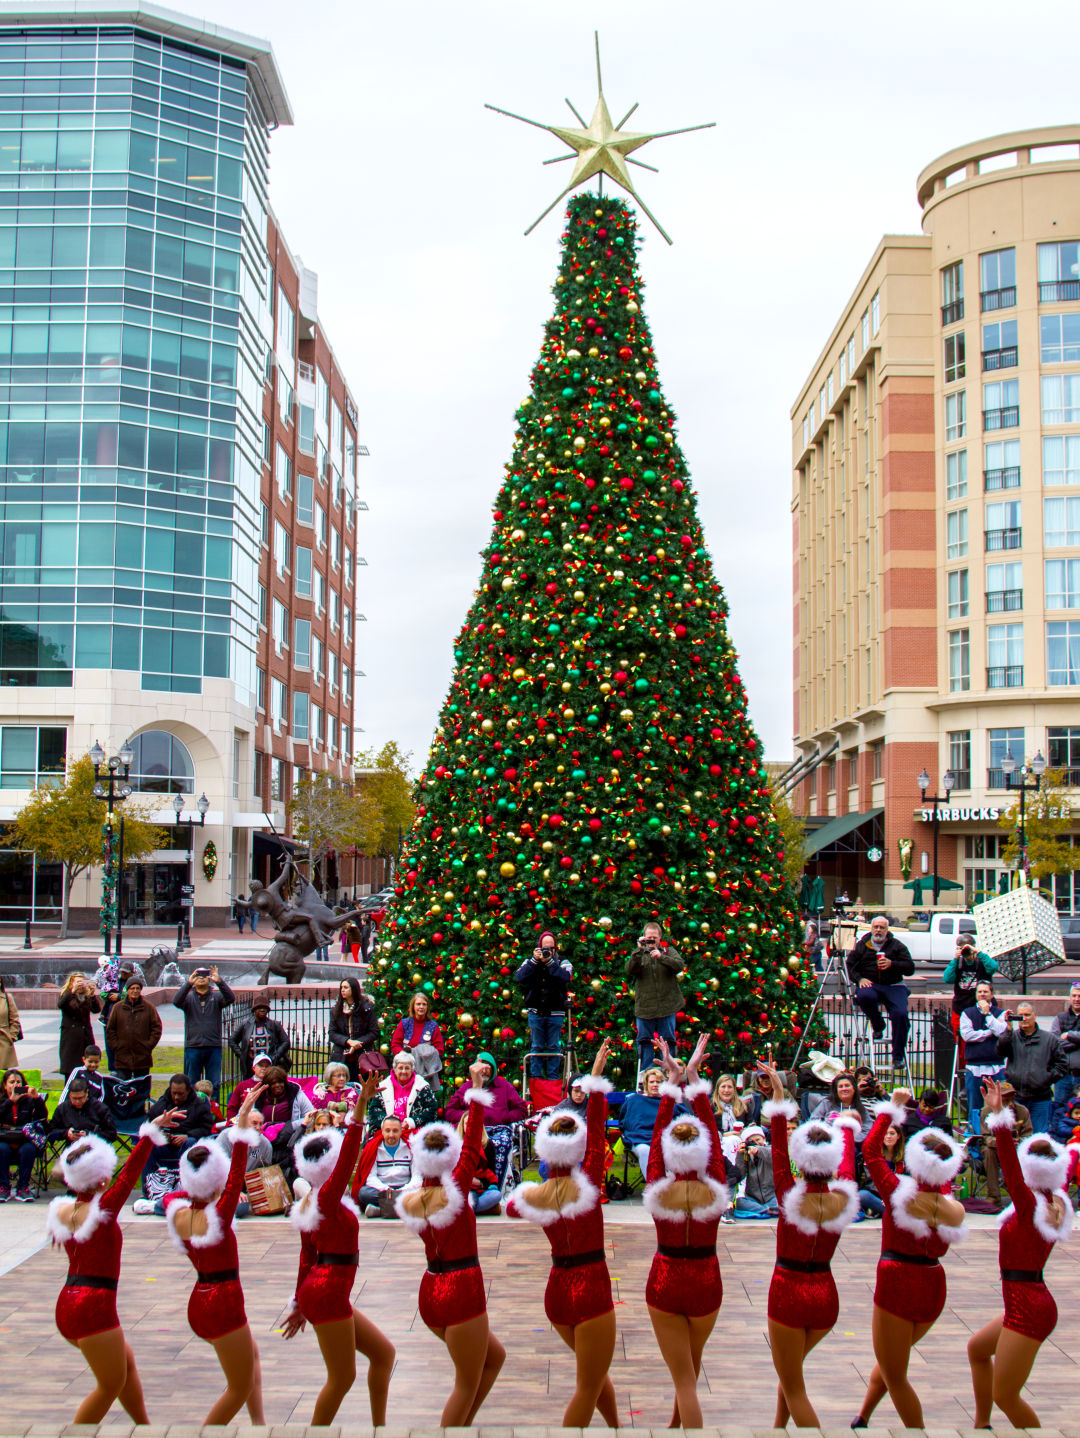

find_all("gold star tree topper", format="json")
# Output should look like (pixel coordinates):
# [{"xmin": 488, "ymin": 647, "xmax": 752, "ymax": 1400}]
[{"xmin": 486, "ymin": 33, "xmax": 714, "ymax": 245}]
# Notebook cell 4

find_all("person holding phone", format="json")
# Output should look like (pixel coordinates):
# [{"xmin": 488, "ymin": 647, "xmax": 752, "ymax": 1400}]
[
  {"xmin": 0, "ymin": 1067, "xmax": 48, "ymax": 1201},
  {"xmin": 627, "ymin": 920, "xmax": 685, "ymax": 1070},
  {"xmin": 515, "ymin": 932, "xmax": 573, "ymax": 1080}
]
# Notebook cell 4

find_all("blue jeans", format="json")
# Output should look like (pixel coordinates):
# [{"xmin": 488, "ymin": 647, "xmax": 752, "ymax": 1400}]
[
  {"xmin": 735, "ymin": 1194, "xmax": 778, "ymax": 1217},
  {"xmin": 183, "ymin": 1046, "xmax": 223, "ymax": 1101},
  {"xmin": 472, "ymin": 1185, "xmax": 502, "ymax": 1213},
  {"xmin": 636, "ymin": 1013, "xmax": 677, "ymax": 1069},
  {"xmin": 1052, "ymin": 1073, "xmax": 1079, "ymax": 1125},
  {"xmin": 314, "ymin": 945, "xmax": 329, "ymax": 962},
  {"xmin": 1025, "ymin": 1098, "xmax": 1052, "ymax": 1134},
  {"xmin": 527, "ymin": 1013, "xmax": 565, "ymax": 1079},
  {"xmin": 965, "ymin": 1067, "xmax": 1004, "ymax": 1135},
  {"xmin": 851, "ymin": 982, "xmax": 910, "ymax": 1063},
  {"xmin": 858, "ymin": 1189, "xmax": 885, "ymax": 1218},
  {"xmin": 0, "ymin": 1139, "xmax": 37, "ymax": 1191}
]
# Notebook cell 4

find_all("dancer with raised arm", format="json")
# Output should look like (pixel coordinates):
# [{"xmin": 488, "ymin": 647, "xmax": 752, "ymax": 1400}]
[
  {"xmin": 758, "ymin": 1060, "xmax": 859, "ymax": 1429},
  {"xmin": 851, "ymin": 1087, "xmax": 968, "ymax": 1428},
  {"xmin": 281, "ymin": 1074, "xmax": 396, "ymax": 1425},
  {"xmin": 644, "ymin": 1033, "xmax": 727, "ymax": 1428},
  {"xmin": 396, "ymin": 1060, "xmax": 506, "ymax": 1424},
  {"xmin": 967, "ymin": 1076, "xmax": 1073, "ymax": 1428},
  {"xmin": 162, "ymin": 1086, "xmax": 266, "ymax": 1424},
  {"xmin": 507, "ymin": 1039, "xmax": 619, "ymax": 1428},
  {"xmin": 47, "ymin": 1105, "xmax": 179, "ymax": 1422}
]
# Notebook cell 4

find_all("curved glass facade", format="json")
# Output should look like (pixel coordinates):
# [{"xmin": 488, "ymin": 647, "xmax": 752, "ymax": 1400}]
[{"xmin": 0, "ymin": 24, "xmax": 268, "ymax": 697}]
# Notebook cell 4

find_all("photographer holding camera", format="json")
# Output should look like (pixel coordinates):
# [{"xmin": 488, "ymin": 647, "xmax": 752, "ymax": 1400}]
[
  {"xmin": 626, "ymin": 920, "xmax": 684, "ymax": 1070},
  {"xmin": 515, "ymin": 930, "xmax": 573, "ymax": 1079}
]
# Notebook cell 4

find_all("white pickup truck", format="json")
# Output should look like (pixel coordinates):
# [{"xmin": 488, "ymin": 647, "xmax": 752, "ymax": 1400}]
[{"xmin": 848, "ymin": 912, "xmax": 978, "ymax": 967}]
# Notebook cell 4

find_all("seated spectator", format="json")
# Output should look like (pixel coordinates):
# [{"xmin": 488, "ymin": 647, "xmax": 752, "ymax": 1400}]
[
  {"xmin": 444, "ymin": 1049, "xmax": 527, "ymax": 1188},
  {"xmin": 809, "ymin": 1071, "xmax": 873, "ymax": 1141},
  {"xmin": 711, "ymin": 1072, "xmax": 750, "ymax": 1134},
  {"xmin": 390, "ymin": 991, "xmax": 445, "ymax": 1094},
  {"xmin": 328, "ymin": 977, "xmax": 378, "ymax": 1081},
  {"xmin": 457, "ymin": 1113, "xmax": 502, "ymax": 1215},
  {"xmin": 741, "ymin": 1065, "xmax": 796, "ymax": 1126},
  {"xmin": 853, "ymin": 1065, "xmax": 886, "ymax": 1105},
  {"xmin": 134, "ymin": 1109, "xmax": 272, "ymax": 1217},
  {"xmin": 286, "ymin": 1108, "xmax": 342, "ymax": 1189},
  {"xmin": 622, "ymin": 1067, "xmax": 682, "ymax": 1174},
  {"xmin": 193, "ymin": 1078, "xmax": 223, "ymax": 1124},
  {"xmin": 553, "ymin": 1073, "xmax": 588, "ymax": 1116},
  {"xmin": 857, "ymin": 1123, "xmax": 905, "ymax": 1218},
  {"xmin": 225, "ymin": 1053, "xmax": 272, "ymax": 1118},
  {"xmin": 312, "ymin": 1061, "xmax": 359, "ymax": 1115},
  {"xmin": 141, "ymin": 1073, "xmax": 213, "ymax": 1198},
  {"xmin": 1051, "ymin": 1085, "xmax": 1080, "ymax": 1144},
  {"xmin": 253, "ymin": 1065, "xmax": 313, "ymax": 1141},
  {"xmin": 796, "ymin": 1050, "xmax": 846, "ymax": 1119},
  {"xmin": 356, "ymin": 1114, "xmax": 413, "ymax": 1217},
  {"xmin": 980, "ymin": 1082, "xmax": 1032, "ymax": 1209},
  {"xmin": 733, "ymin": 1123, "xmax": 777, "ymax": 1217},
  {"xmin": 60, "ymin": 1045, "xmax": 105, "ymax": 1103},
  {"xmin": 49, "ymin": 1077, "xmax": 118, "ymax": 1145},
  {"xmin": 903, "ymin": 1086, "xmax": 953, "ymax": 1138},
  {"xmin": 366, "ymin": 1051, "xmax": 438, "ymax": 1133},
  {"xmin": 228, "ymin": 994, "xmax": 290, "ymax": 1075},
  {"xmin": 0, "ymin": 1068, "xmax": 48, "ymax": 1202}
]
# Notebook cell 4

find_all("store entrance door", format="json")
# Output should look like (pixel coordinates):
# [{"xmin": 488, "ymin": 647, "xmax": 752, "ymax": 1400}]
[{"xmin": 122, "ymin": 863, "xmax": 187, "ymax": 926}]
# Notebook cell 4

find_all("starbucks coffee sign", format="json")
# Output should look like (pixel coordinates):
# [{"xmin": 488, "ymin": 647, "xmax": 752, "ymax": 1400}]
[{"xmin": 919, "ymin": 803, "xmax": 1071, "ymax": 823}]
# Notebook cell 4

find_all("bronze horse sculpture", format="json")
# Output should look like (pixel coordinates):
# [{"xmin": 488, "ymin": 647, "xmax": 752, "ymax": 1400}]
[{"xmin": 252, "ymin": 861, "xmax": 364, "ymax": 983}]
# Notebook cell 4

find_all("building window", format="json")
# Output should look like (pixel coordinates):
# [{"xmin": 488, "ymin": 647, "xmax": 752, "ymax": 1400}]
[
  {"xmin": 274, "ymin": 521, "xmax": 290, "ymax": 576},
  {"xmin": 344, "ymin": 666, "xmax": 351, "ymax": 703},
  {"xmin": 941, "ymin": 260, "xmax": 964, "ymax": 324},
  {"xmin": 311, "ymin": 703, "xmax": 322, "ymax": 750},
  {"xmin": 986, "ymin": 560, "xmax": 1023, "ymax": 612},
  {"xmin": 845, "ymin": 750, "xmax": 857, "ymax": 786},
  {"xmin": 331, "ymin": 591, "xmax": 340, "ymax": 633},
  {"xmin": 946, "ymin": 449, "xmax": 968, "ymax": 500},
  {"xmin": 312, "ymin": 636, "xmax": 324, "ymax": 681},
  {"xmin": 947, "ymin": 568, "xmax": 969, "ymax": 619},
  {"xmin": 861, "ymin": 309, "xmax": 870, "ymax": 349},
  {"xmin": 271, "ymin": 679, "xmax": 287, "ymax": 732},
  {"xmin": 295, "ymin": 546, "xmax": 313, "ymax": 598},
  {"xmin": 986, "ymin": 499, "xmax": 1021, "ymax": 550},
  {"xmin": 1043, "ymin": 435, "xmax": 1080, "ymax": 486},
  {"xmin": 1037, "ymin": 240, "xmax": 1080, "ymax": 302},
  {"xmin": 0, "ymin": 725, "xmax": 66, "ymax": 789},
  {"xmin": 948, "ymin": 731, "xmax": 971, "ymax": 789},
  {"xmin": 949, "ymin": 629, "xmax": 970, "ymax": 692},
  {"xmin": 982, "ymin": 317, "xmax": 1018, "ymax": 369},
  {"xmin": 294, "ymin": 618, "xmax": 311, "ymax": 670},
  {"xmin": 1041, "ymin": 373, "xmax": 1080, "ymax": 424},
  {"xmin": 344, "ymin": 606, "xmax": 353, "ymax": 645},
  {"xmin": 263, "ymin": 421, "xmax": 272, "ymax": 467},
  {"xmin": 839, "ymin": 349, "xmax": 847, "ymax": 385},
  {"xmin": 983, "ymin": 378, "xmax": 1019, "ymax": 429},
  {"xmin": 270, "ymin": 757, "xmax": 286, "ymax": 802},
  {"xmin": 826, "ymin": 374, "xmax": 834, "ymax": 407},
  {"xmin": 1040, "ymin": 312, "xmax": 1080, "ymax": 364},
  {"xmin": 808, "ymin": 401, "xmax": 815, "ymax": 434},
  {"xmin": 1047, "ymin": 726, "xmax": 1080, "ymax": 781},
  {"xmin": 254, "ymin": 749, "xmax": 265, "ymax": 801},
  {"xmin": 344, "ymin": 548, "xmax": 353, "ymax": 587},
  {"xmin": 297, "ymin": 472, "xmax": 314, "ymax": 525},
  {"xmin": 315, "ymin": 503, "xmax": 327, "ymax": 550},
  {"xmin": 233, "ymin": 733, "xmax": 242, "ymax": 801},
  {"xmin": 126, "ymin": 731, "xmax": 194, "ymax": 795},
  {"xmin": 261, "ymin": 503, "xmax": 269, "ymax": 548},
  {"xmin": 315, "ymin": 569, "xmax": 326, "ymax": 615},
  {"xmin": 985, "ymin": 438, "xmax": 1021, "ymax": 490},
  {"xmin": 987, "ymin": 622, "xmax": 1024, "ymax": 687},
  {"xmin": 292, "ymin": 691, "xmax": 310, "ymax": 741},
  {"xmin": 331, "ymin": 528, "xmax": 341, "ymax": 570},
  {"xmin": 825, "ymin": 758, "xmax": 836, "ymax": 793},
  {"xmin": 945, "ymin": 391, "xmax": 967, "ymax": 441},
  {"xmin": 871, "ymin": 291, "xmax": 880, "ymax": 334},
  {"xmin": 846, "ymin": 334, "xmax": 856, "ymax": 374},
  {"xmin": 1046, "ymin": 558, "xmax": 1080, "ymax": 609},
  {"xmin": 946, "ymin": 508, "xmax": 969, "ymax": 559},
  {"xmin": 1044, "ymin": 495, "xmax": 1080, "ymax": 546},
  {"xmin": 272, "ymin": 599, "xmax": 289, "ymax": 655},
  {"xmin": 980, "ymin": 248, "xmax": 1016, "ymax": 309},
  {"xmin": 329, "ymin": 652, "xmax": 339, "ymax": 696},
  {"xmin": 871, "ymin": 741, "xmax": 883, "ymax": 780},
  {"xmin": 944, "ymin": 332, "xmax": 966, "ymax": 383},
  {"xmin": 256, "ymin": 668, "xmax": 266, "ymax": 713},
  {"xmin": 257, "ymin": 584, "xmax": 267, "ymax": 629},
  {"xmin": 275, "ymin": 441, "xmax": 291, "ymax": 499},
  {"xmin": 802, "ymin": 414, "xmax": 809, "ymax": 448},
  {"xmin": 1047, "ymin": 622, "xmax": 1080, "ymax": 685},
  {"xmin": 989, "ymin": 727, "xmax": 1025, "ymax": 785}
]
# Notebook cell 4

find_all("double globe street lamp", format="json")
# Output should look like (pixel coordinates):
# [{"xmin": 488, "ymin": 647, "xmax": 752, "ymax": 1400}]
[
  {"xmin": 1000, "ymin": 750, "xmax": 1047, "ymax": 881},
  {"xmin": 90, "ymin": 740, "xmax": 134, "ymax": 957},
  {"xmin": 173, "ymin": 790, "xmax": 209, "ymax": 948},
  {"xmin": 917, "ymin": 766, "xmax": 956, "ymax": 907}
]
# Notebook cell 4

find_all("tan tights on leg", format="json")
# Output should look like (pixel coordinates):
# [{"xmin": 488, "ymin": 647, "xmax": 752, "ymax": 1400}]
[
  {"xmin": 768, "ymin": 1319, "xmax": 830, "ymax": 1429},
  {"xmin": 647, "ymin": 1305, "xmax": 718, "ymax": 1428},
  {"xmin": 862, "ymin": 1306, "xmax": 936, "ymax": 1427},
  {"xmin": 311, "ymin": 1309, "xmax": 395, "ymax": 1426},
  {"xmin": 968, "ymin": 1315, "xmax": 1043, "ymax": 1428},
  {"xmin": 205, "ymin": 1325, "xmax": 263, "ymax": 1425},
  {"xmin": 553, "ymin": 1311, "xmax": 619, "ymax": 1427},
  {"xmin": 434, "ymin": 1312, "xmax": 506, "ymax": 1426},
  {"xmin": 73, "ymin": 1328, "xmax": 148, "ymax": 1425}
]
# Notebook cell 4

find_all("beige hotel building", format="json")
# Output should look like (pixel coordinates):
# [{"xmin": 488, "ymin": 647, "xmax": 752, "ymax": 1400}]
[{"xmin": 790, "ymin": 126, "xmax": 1080, "ymax": 913}]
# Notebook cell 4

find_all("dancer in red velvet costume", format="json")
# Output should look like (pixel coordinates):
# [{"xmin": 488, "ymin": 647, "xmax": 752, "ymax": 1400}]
[
  {"xmin": 851, "ymin": 1088, "xmax": 968, "ymax": 1428},
  {"xmin": 396, "ymin": 1060, "xmax": 506, "ymax": 1424},
  {"xmin": 644, "ymin": 1033, "xmax": 727, "ymax": 1429},
  {"xmin": 47, "ymin": 1106, "xmax": 180, "ymax": 1422},
  {"xmin": 162, "ymin": 1086, "xmax": 265, "ymax": 1424},
  {"xmin": 758, "ymin": 1061, "xmax": 859, "ymax": 1429},
  {"xmin": 967, "ymin": 1077, "xmax": 1074, "ymax": 1428},
  {"xmin": 281, "ymin": 1074, "xmax": 395, "ymax": 1424},
  {"xmin": 507, "ymin": 1039, "xmax": 618, "ymax": 1428}
]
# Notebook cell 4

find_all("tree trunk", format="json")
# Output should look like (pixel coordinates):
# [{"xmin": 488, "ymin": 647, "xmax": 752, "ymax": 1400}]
[{"xmin": 60, "ymin": 862, "xmax": 72, "ymax": 939}]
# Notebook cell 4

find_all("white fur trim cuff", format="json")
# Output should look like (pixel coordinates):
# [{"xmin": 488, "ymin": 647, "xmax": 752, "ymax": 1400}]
[
  {"xmin": 683, "ymin": 1079, "xmax": 711, "ymax": 1101},
  {"xmin": 578, "ymin": 1075, "xmax": 613, "ymax": 1095},
  {"xmin": 878, "ymin": 1102, "xmax": 908, "ymax": 1129},
  {"xmin": 230, "ymin": 1125, "xmax": 261, "ymax": 1146},
  {"xmin": 139, "ymin": 1121, "xmax": 168, "ymax": 1147},
  {"xmin": 658, "ymin": 1081, "xmax": 684, "ymax": 1102},
  {"xmin": 762, "ymin": 1098, "xmax": 798, "ymax": 1121},
  {"xmin": 463, "ymin": 1087, "xmax": 495, "ymax": 1107},
  {"xmin": 985, "ymin": 1107, "xmax": 1016, "ymax": 1132},
  {"xmin": 833, "ymin": 1112, "xmax": 862, "ymax": 1133}
]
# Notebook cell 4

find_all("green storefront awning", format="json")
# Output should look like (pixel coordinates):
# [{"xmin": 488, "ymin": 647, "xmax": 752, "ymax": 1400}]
[{"xmin": 802, "ymin": 807, "xmax": 884, "ymax": 858}]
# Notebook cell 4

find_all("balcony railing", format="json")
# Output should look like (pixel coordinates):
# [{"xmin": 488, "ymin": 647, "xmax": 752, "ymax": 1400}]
[
  {"xmin": 941, "ymin": 299, "xmax": 965, "ymax": 325},
  {"xmin": 982, "ymin": 346, "xmax": 1018, "ymax": 371},
  {"xmin": 987, "ymin": 767, "xmax": 1011, "ymax": 789},
  {"xmin": 1049, "ymin": 765, "xmax": 1080, "ymax": 786},
  {"xmin": 986, "ymin": 665, "xmax": 1024, "ymax": 688},
  {"xmin": 1039, "ymin": 280, "xmax": 1080, "ymax": 303},
  {"xmin": 983, "ymin": 405, "xmax": 1019, "ymax": 430},
  {"xmin": 985, "ymin": 587, "xmax": 1023, "ymax": 612},
  {"xmin": 948, "ymin": 769, "xmax": 972, "ymax": 790},
  {"xmin": 985, "ymin": 527, "xmax": 1022, "ymax": 550},
  {"xmin": 984, "ymin": 466, "xmax": 1021, "ymax": 490},
  {"xmin": 981, "ymin": 286, "xmax": 1017, "ymax": 312}
]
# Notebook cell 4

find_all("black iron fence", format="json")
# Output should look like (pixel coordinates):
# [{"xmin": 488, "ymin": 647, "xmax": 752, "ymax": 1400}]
[
  {"xmin": 220, "ymin": 989, "xmax": 339, "ymax": 1092},
  {"xmin": 812, "ymin": 993, "xmax": 956, "ymax": 1093}
]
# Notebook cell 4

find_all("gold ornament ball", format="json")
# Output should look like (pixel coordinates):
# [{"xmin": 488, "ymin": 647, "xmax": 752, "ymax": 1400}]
[
  {"xmin": 501, "ymin": 577, "xmax": 514, "ymax": 591},
  {"xmin": 412, "ymin": 972, "xmax": 423, "ymax": 983},
  {"xmin": 707, "ymin": 977, "xmax": 720, "ymax": 990},
  {"xmin": 569, "ymin": 873, "xmax": 581, "ymax": 884},
  {"xmin": 573, "ymin": 436, "xmax": 586, "ymax": 450},
  {"xmin": 748, "ymin": 923, "xmax": 758, "ymax": 933},
  {"xmin": 788, "ymin": 954, "xmax": 802, "ymax": 970},
  {"xmin": 738, "ymin": 968, "xmax": 750, "ymax": 980},
  {"xmin": 779, "ymin": 966, "xmax": 789, "ymax": 979},
  {"xmin": 590, "ymin": 978, "xmax": 603, "ymax": 989},
  {"xmin": 476, "ymin": 869, "xmax": 487, "ymax": 880},
  {"xmin": 598, "ymin": 916, "xmax": 613, "ymax": 929},
  {"xmin": 458, "ymin": 1012, "xmax": 475, "ymax": 1029},
  {"xmin": 705, "ymin": 870, "xmax": 718, "ymax": 884},
  {"xmin": 499, "ymin": 862, "xmax": 516, "ymax": 878},
  {"xmin": 481, "ymin": 719, "xmax": 494, "ymax": 732},
  {"xmin": 626, "ymin": 301, "xmax": 639, "ymax": 313},
  {"xmin": 512, "ymin": 667, "xmax": 526, "ymax": 679}
]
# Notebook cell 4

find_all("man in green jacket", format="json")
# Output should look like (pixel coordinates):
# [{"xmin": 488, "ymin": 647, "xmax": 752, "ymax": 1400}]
[{"xmin": 626, "ymin": 920, "xmax": 684, "ymax": 1070}]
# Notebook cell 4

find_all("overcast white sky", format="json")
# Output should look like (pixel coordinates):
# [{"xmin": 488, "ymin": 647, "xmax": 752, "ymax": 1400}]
[{"xmin": 214, "ymin": 0, "xmax": 1080, "ymax": 770}]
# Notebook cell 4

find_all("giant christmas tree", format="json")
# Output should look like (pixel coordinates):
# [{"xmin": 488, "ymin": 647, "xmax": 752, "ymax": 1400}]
[{"xmin": 378, "ymin": 194, "xmax": 821, "ymax": 1086}]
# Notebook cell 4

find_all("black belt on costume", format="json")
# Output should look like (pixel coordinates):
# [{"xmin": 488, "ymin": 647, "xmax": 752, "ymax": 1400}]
[
  {"xmin": 776, "ymin": 1257, "xmax": 829, "ymax": 1275},
  {"xmin": 1001, "ymin": 1268, "xmax": 1045, "ymax": 1284},
  {"xmin": 195, "ymin": 1268, "xmax": 240, "ymax": 1285},
  {"xmin": 552, "ymin": 1248, "xmax": 606, "ymax": 1270},
  {"xmin": 882, "ymin": 1249, "xmax": 941, "ymax": 1268},
  {"xmin": 658, "ymin": 1243, "xmax": 717, "ymax": 1260},
  {"xmin": 316, "ymin": 1252, "xmax": 358, "ymax": 1267},
  {"xmin": 426, "ymin": 1255, "xmax": 480, "ymax": 1275},
  {"xmin": 65, "ymin": 1275, "xmax": 118, "ymax": 1291}
]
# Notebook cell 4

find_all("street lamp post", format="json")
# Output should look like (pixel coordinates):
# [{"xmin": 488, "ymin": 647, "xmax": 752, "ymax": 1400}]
[
  {"xmin": 917, "ymin": 766, "xmax": 956, "ymax": 907},
  {"xmin": 172, "ymin": 791, "xmax": 209, "ymax": 949},
  {"xmin": 1000, "ymin": 750, "xmax": 1046, "ymax": 995},
  {"xmin": 91, "ymin": 740, "xmax": 134, "ymax": 957}
]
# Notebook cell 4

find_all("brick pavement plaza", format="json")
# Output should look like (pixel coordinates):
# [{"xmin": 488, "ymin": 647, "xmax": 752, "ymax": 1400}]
[{"xmin": 1, "ymin": 1214, "xmax": 1078, "ymax": 1434}]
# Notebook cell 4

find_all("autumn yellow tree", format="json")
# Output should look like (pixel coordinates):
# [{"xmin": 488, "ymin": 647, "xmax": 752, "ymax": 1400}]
[
  {"xmin": 997, "ymin": 767, "xmax": 1080, "ymax": 887},
  {"xmin": 354, "ymin": 742, "xmax": 416, "ymax": 860}
]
